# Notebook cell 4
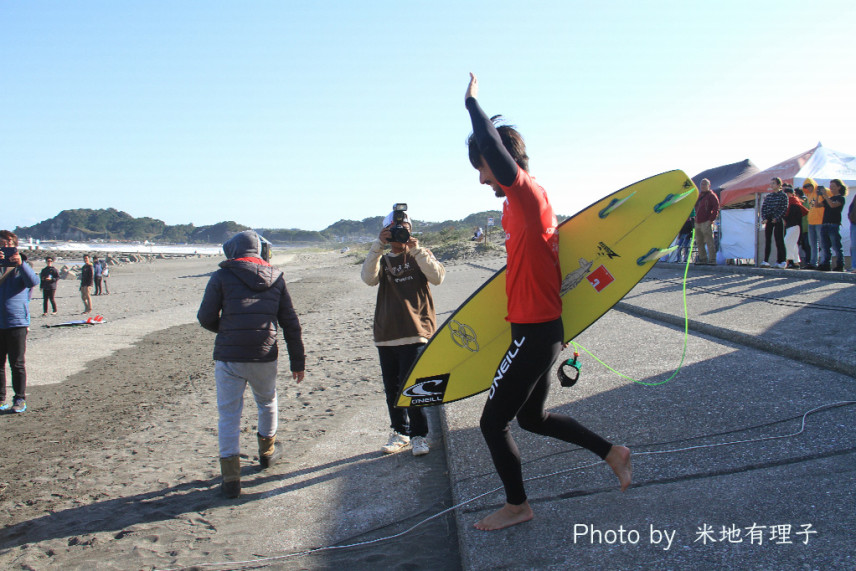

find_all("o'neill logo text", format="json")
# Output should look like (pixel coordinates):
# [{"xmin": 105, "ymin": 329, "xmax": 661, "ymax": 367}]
[
  {"xmin": 586, "ymin": 265, "xmax": 615, "ymax": 292},
  {"xmin": 489, "ymin": 336, "xmax": 526, "ymax": 399},
  {"xmin": 402, "ymin": 374, "xmax": 450, "ymax": 406}
]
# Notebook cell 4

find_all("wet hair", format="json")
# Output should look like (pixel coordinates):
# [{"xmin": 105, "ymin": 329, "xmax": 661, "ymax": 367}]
[
  {"xmin": 0, "ymin": 230, "xmax": 18, "ymax": 246},
  {"xmin": 468, "ymin": 115, "xmax": 529, "ymax": 172},
  {"xmin": 830, "ymin": 178, "xmax": 849, "ymax": 196}
]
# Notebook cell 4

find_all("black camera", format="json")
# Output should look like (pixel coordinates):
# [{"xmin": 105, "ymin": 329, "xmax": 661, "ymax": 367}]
[
  {"xmin": 0, "ymin": 247, "xmax": 18, "ymax": 268},
  {"xmin": 388, "ymin": 203, "xmax": 411, "ymax": 244}
]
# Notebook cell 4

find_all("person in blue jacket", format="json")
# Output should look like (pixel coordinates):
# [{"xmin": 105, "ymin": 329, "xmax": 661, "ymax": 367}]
[{"xmin": 0, "ymin": 230, "xmax": 39, "ymax": 414}]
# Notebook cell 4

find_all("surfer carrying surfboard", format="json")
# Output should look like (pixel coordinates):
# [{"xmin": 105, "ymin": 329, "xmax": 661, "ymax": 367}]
[{"xmin": 464, "ymin": 73, "xmax": 632, "ymax": 531}]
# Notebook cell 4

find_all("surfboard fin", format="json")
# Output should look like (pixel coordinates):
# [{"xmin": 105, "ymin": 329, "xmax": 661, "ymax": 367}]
[
  {"xmin": 598, "ymin": 192, "xmax": 636, "ymax": 218},
  {"xmin": 636, "ymin": 246, "xmax": 677, "ymax": 266},
  {"xmin": 653, "ymin": 188, "xmax": 696, "ymax": 213}
]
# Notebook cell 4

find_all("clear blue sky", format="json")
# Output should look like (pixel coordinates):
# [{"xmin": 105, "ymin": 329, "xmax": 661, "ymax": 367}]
[{"xmin": 2, "ymin": 1, "xmax": 854, "ymax": 234}]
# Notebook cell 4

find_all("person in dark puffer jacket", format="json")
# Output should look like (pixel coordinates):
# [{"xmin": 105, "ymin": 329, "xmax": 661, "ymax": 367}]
[{"xmin": 197, "ymin": 231, "xmax": 305, "ymax": 498}]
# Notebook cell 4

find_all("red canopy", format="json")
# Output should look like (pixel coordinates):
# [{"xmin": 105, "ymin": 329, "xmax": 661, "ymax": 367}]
[{"xmin": 719, "ymin": 145, "xmax": 817, "ymax": 206}]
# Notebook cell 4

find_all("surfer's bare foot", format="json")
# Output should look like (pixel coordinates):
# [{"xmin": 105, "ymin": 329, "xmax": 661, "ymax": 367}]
[
  {"xmin": 474, "ymin": 501, "xmax": 533, "ymax": 531},
  {"xmin": 605, "ymin": 445, "xmax": 632, "ymax": 492}
]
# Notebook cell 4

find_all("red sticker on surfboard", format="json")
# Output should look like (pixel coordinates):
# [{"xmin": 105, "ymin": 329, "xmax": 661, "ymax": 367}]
[{"xmin": 586, "ymin": 265, "xmax": 614, "ymax": 292}]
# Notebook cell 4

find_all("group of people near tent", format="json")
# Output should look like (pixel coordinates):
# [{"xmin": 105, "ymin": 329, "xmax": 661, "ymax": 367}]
[
  {"xmin": 669, "ymin": 175, "xmax": 854, "ymax": 273},
  {"xmin": 758, "ymin": 177, "xmax": 852, "ymax": 272}
]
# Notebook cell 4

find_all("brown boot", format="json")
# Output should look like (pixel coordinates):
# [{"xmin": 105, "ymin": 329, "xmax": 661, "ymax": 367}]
[
  {"xmin": 219, "ymin": 456, "xmax": 241, "ymax": 498},
  {"xmin": 257, "ymin": 433, "xmax": 283, "ymax": 469}
]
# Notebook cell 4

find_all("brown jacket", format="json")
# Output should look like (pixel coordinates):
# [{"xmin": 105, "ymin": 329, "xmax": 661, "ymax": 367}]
[{"xmin": 362, "ymin": 242, "xmax": 445, "ymax": 346}]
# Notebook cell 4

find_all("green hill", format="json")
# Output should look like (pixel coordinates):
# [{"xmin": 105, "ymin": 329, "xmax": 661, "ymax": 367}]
[{"xmin": 14, "ymin": 208, "xmax": 558, "ymax": 245}]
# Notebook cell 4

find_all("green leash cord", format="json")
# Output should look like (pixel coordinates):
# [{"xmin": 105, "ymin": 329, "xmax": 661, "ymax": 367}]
[{"xmin": 564, "ymin": 228, "xmax": 696, "ymax": 387}]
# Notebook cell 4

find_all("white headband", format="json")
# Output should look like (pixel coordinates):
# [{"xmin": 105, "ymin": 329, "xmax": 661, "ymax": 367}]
[{"xmin": 383, "ymin": 211, "xmax": 411, "ymax": 227}]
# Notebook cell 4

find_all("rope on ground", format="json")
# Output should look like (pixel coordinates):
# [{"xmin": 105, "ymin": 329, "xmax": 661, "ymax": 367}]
[{"xmin": 154, "ymin": 400, "xmax": 856, "ymax": 571}]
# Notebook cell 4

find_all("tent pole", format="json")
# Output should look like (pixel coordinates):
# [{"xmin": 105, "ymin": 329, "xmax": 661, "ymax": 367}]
[{"xmin": 755, "ymin": 193, "xmax": 762, "ymax": 266}]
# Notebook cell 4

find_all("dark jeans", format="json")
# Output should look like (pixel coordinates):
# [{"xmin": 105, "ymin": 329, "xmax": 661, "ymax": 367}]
[
  {"xmin": 819, "ymin": 224, "xmax": 843, "ymax": 267},
  {"xmin": 764, "ymin": 219, "xmax": 785, "ymax": 263},
  {"xmin": 43, "ymin": 288, "xmax": 57, "ymax": 313},
  {"xmin": 480, "ymin": 318, "xmax": 611, "ymax": 505},
  {"xmin": 378, "ymin": 344, "xmax": 428, "ymax": 437},
  {"xmin": 0, "ymin": 327, "xmax": 28, "ymax": 401},
  {"xmin": 94, "ymin": 276, "xmax": 103, "ymax": 295}
]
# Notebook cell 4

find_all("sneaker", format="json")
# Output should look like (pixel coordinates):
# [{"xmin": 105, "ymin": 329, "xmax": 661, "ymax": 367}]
[
  {"xmin": 760, "ymin": 261, "xmax": 771, "ymax": 267},
  {"xmin": 411, "ymin": 436, "xmax": 430, "ymax": 457},
  {"xmin": 381, "ymin": 431, "xmax": 410, "ymax": 454},
  {"xmin": 818, "ymin": 263, "xmax": 831, "ymax": 272},
  {"xmin": 775, "ymin": 261, "xmax": 787, "ymax": 269},
  {"xmin": 11, "ymin": 398, "xmax": 26, "ymax": 413},
  {"xmin": 0, "ymin": 400, "xmax": 10, "ymax": 412}
]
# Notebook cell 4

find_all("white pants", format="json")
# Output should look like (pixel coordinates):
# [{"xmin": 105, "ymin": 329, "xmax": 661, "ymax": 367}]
[
  {"xmin": 784, "ymin": 226, "xmax": 801, "ymax": 263},
  {"xmin": 215, "ymin": 360, "xmax": 278, "ymax": 458}
]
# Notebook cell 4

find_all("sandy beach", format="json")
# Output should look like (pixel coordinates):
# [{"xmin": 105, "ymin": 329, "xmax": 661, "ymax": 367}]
[{"xmin": 0, "ymin": 248, "xmax": 489, "ymax": 570}]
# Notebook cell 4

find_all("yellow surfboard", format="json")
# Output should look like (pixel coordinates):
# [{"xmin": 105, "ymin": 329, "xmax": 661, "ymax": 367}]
[{"xmin": 396, "ymin": 170, "xmax": 697, "ymax": 408}]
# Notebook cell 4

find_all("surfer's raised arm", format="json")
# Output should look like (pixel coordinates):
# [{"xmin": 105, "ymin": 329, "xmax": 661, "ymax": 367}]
[{"xmin": 465, "ymin": 74, "xmax": 519, "ymax": 188}]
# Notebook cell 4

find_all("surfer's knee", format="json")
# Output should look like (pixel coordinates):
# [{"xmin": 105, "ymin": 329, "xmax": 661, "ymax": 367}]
[
  {"xmin": 516, "ymin": 411, "xmax": 548, "ymax": 434},
  {"xmin": 479, "ymin": 411, "xmax": 508, "ymax": 439}
]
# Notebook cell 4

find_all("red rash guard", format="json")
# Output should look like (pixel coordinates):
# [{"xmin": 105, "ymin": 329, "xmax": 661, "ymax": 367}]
[{"xmin": 500, "ymin": 168, "xmax": 562, "ymax": 323}]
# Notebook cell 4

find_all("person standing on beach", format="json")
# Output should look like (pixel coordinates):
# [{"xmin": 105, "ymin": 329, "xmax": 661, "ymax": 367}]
[
  {"xmin": 197, "ymin": 230, "xmax": 305, "ymax": 498},
  {"xmin": 101, "ymin": 260, "xmax": 110, "ymax": 294},
  {"xmin": 92, "ymin": 256, "xmax": 103, "ymax": 295},
  {"xmin": 0, "ymin": 230, "xmax": 39, "ymax": 414},
  {"xmin": 362, "ymin": 208, "xmax": 445, "ymax": 457},
  {"xmin": 849, "ymin": 190, "xmax": 856, "ymax": 273},
  {"xmin": 783, "ymin": 185, "xmax": 808, "ymax": 269},
  {"xmin": 80, "ymin": 255, "xmax": 94, "ymax": 314},
  {"xmin": 816, "ymin": 180, "xmax": 848, "ymax": 272},
  {"xmin": 464, "ymin": 73, "xmax": 631, "ymax": 531},
  {"xmin": 693, "ymin": 178, "xmax": 720, "ymax": 265},
  {"xmin": 39, "ymin": 257, "xmax": 59, "ymax": 315},
  {"xmin": 760, "ymin": 178, "xmax": 788, "ymax": 268},
  {"xmin": 802, "ymin": 178, "xmax": 822, "ymax": 269}
]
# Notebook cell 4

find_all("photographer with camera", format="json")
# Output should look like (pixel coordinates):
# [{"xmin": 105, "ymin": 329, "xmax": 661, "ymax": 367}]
[
  {"xmin": 0, "ymin": 230, "xmax": 39, "ymax": 413},
  {"xmin": 39, "ymin": 256, "xmax": 60, "ymax": 315},
  {"xmin": 362, "ymin": 204, "xmax": 445, "ymax": 457}
]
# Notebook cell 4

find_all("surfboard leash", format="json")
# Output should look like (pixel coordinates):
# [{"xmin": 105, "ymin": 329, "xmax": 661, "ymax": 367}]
[{"xmin": 558, "ymin": 228, "xmax": 696, "ymax": 387}]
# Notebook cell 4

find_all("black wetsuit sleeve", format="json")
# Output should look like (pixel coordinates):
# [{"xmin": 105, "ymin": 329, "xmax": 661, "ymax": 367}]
[{"xmin": 466, "ymin": 97, "xmax": 519, "ymax": 187}]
